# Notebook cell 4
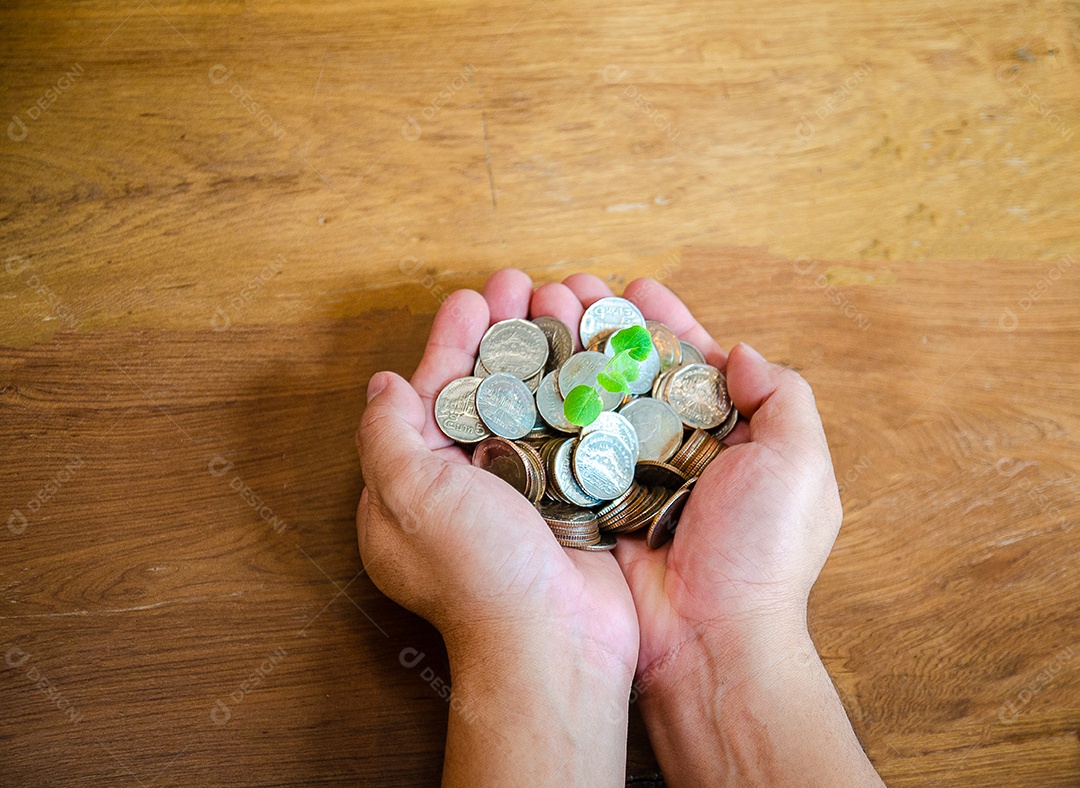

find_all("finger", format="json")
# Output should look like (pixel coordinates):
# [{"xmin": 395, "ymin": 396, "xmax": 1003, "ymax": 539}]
[
  {"xmin": 561, "ymin": 273, "xmax": 615, "ymax": 308},
  {"xmin": 356, "ymin": 371, "xmax": 431, "ymax": 493},
  {"xmin": 409, "ymin": 289, "xmax": 491, "ymax": 449},
  {"xmin": 612, "ymin": 535, "xmax": 669, "ymax": 615},
  {"xmin": 725, "ymin": 343, "xmax": 828, "ymax": 459},
  {"xmin": 530, "ymin": 282, "xmax": 585, "ymax": 351},
  {"xmin": 482, "ymin": 268, "xmax": 534, "ymax": 323},
  {"xmin": 722, "ymin": 419, "xmax": 751, "ymax": 445},
  {"xmin": 622, "ymin": 278, "xmax": 727, "ymax": 367}
]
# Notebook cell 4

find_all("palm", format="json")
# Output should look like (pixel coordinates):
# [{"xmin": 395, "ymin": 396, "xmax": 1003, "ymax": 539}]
[{"xmin": 606, "ymin": 277, "xmax": 842, "ymax": 678}]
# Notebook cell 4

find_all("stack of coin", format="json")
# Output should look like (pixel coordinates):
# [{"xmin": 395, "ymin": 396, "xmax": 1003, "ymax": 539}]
[
  {"xmin": 669, "ymin": 429, "xmax": 726, "ymax": 479},
  {"xmin": 596, "ymin": 483, "xmax": 672, "ymax": 534},
  {"xmin": 537, "ymin": 502, "xmax": 614, "ymax": 550},
  {"xmin": 432, "ymin": 296, "xmax": 739, "ymax": 550},
  {"xmin": 471, "ymin": 437, "xmax": 546, "ymax": 505}
]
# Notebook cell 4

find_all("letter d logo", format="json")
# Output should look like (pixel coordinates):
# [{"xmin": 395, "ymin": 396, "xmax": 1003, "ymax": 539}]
[{"xmin": 401, "ymin": 115, "xmax": 422, "ymax": 141}]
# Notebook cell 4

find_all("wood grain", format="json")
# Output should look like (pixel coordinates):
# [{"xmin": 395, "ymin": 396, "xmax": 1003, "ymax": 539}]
[{"xmin": 2, "ymin": 1, "xmax": 1078, "ymax": 785}]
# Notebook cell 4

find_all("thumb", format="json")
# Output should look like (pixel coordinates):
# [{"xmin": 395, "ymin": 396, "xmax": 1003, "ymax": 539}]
[
  {"xmin": 356, "ymin": 371, "xmax": 431, "ymax": 491},
  {"xmin": 725, "ymin": 343, "xmax": 829, "ymax": 460}
]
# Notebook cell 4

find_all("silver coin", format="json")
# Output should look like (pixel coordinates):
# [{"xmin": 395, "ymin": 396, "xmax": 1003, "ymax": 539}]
[
  {"xmin": 604, "ymin": 334, "xmax": 661, "ymax": 396},
  {"xmin": 647, "ymin": 320, "xmax": 682, "ymax": 371},
  {"xmin": 618, "ymin": 397, "xmax": 683, "ymax": 462},
  {"xmin": 557, "ymin": 351, "xmax": 622, "ymax": 411},
  {"xmin": 581, "ymin": 411, "xmax": 640, "ymax": 467},
  {"xmin": 479, "ymin": 318, "xmax": 549, "ymax": 379},
  {"xmin": 711, "ymin": 406, "xmax": 739, "ymax": 441},
  {"xmin": 523, "ymin": 368, "xmax": 542, "ymax": 393},
  {"xmin": 474, "ymin": 356, "xmax": 490, "ymax": 378},
  {"xmin": 579, "ymin": 532, "xmax": 617, "ymax": 551},
  {"xmin": 553, "ymin": 438, "xmax": 603, "ymax": 507},
  {"xmin": 579, "ymin": 296, "xmax": 645, "ymax": 348},
  {"xmin": 475, "ymin": 372, "xmax": 538, "ymax": 439},
  {"xmin": 536, "ymin": 370, "xmax": 579, "ymax": 434},
  {"xmin": 679, "ymin": 340, "xmax": 707, "ymax": 366},
  {"xmin": 531, "ymin": 316, "xmax": 574, "ymax": 372},
  {"xmin": 572, "ymin": 430, "xmax": 636, "ymax": 500},
  {"xmin": 665, "ymin": 364, "xmax": 731, "ymax": 429},
  {"xmin": 434, "ymin": 376, "xmax": 491, "ymax": 444}
]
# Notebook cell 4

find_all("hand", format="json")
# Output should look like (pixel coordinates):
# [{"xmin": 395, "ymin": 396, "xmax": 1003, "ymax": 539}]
[
  {"xmin": 355, "ymin": 270, "xmax": 639, "ymax": 786},
  {"xmin": 610, "ymin": 277, "xmax": 883, "ymax": 786}
]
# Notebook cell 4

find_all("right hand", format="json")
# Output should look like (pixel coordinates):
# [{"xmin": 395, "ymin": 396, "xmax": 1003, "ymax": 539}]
[{"xmin": 612, "ymin": 277, "xmax": 844, "ymax": 692}]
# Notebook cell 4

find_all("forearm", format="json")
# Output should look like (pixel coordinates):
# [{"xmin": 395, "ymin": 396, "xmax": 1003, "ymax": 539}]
[
  {"xmin": 641, "ymin": 626, "xmax": 883, "ymax": 788},
  {"xmin": 442, "ymin": 627, "xmax": 633, "ymax": 787}
]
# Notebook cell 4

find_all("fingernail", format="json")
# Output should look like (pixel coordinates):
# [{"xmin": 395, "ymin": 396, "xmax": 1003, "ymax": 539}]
[
  {"xmin": 366, "ymin": 372, "xmax": 389, "ymax": 402},
  {"xmin": 736, "ymin": 342, "xmax": 765, "ymax": 362}
]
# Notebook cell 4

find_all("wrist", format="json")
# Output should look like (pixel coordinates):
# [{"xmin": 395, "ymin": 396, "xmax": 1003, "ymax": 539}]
[
  {"xmin": 441, "ymin": 623, "xmax": 634, "ymax": 787},
  {"xmin": 638, "ymin": 618, "xmax": 882, "ymax": 787}
]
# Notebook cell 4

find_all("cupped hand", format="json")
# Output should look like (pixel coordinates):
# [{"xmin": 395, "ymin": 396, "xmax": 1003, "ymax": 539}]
[
  {"xmin": 355, "ymin": 269, "xmax": 638, "ymax": 678},
  {"xmin": 611, "ymin": 277, "xmax": 844, "ymax": 686}
]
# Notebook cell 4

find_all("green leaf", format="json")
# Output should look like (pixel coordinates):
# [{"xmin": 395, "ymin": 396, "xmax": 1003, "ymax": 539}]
[
  {"xmin": 608, "ymin": 350, "xmax": 640, "ymax": 382},
  {"xmin": 611, "ymin": 325, "xmax": 653, "ymax": 362},
  {"xmin": 597, "ymin": 371, "xmax": 629, "ymax": 394},
  {"xmin": 563, "ymin": 384, "xmax": 603, "ymax": 426}
]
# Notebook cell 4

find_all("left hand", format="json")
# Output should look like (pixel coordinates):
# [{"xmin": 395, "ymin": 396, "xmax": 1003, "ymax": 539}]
[{"xmin": 355, "ymin": 269, "xmax": 640, "ymax": 785}]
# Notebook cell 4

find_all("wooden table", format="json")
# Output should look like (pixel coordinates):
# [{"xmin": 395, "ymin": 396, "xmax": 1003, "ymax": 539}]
[{"xmin": 2, "ymin": 1, "xmax": 1078, "ymax": 784}]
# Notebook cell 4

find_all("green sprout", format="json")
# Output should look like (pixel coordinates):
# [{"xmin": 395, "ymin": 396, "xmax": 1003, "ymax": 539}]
[{"xmin": 563, "ymin": 325, "xmax": 653, "ymax": 427}]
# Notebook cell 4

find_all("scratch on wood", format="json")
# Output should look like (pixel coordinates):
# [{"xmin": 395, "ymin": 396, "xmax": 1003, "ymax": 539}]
[
  {"xmin": 0, "ymin": 592, "xmax": 247, "ymax": 619},
  {"xmin": 481, "ymin": 110, "xmax": 496, "ymax": 211}
]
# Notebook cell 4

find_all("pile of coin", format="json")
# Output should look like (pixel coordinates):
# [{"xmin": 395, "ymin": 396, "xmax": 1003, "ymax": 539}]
[{"xmin": 434, "ymin": 296, "xmax": 737, "ymax": 550}]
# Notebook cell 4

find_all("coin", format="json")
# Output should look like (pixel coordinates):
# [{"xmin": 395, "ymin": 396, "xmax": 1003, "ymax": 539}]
[
  {"xmin": 536, "ymin": 370, "xmax": 579, "ymax": 434},
  {"xmin": 634, "ymin": 460, "xmax": 688, "ymax": 490},
  {"xmin": 550, "ymin": 438, "xmax": 603, "ymax": 507},
  {"xmin": 579, "ymin": 296, "xmax": 645, "ymax": 348},
  {"xmin": 538, "ymin": 501, "xmax": 601, "ymax": 547},
  {"xmin": 664, "ymin": 363, "xmax": 731, "ymax": 429},
  {"xmin": 472, "ymin": 437, "xmax": 531, "ymax": 498},
  {"xmin": 479, "ymin": 318, "xmax": 549, "ymax": 379},
  {"xmin": 475, "ymin": 372, "xmax": 537, "ymax": 439},
  {"xmin": 647, "ymin": 320, "xmax": 682, "ymax": 371},
  {"xmin": 572, "ymin": 430, "xmax": 635, "ymax": 500},
  {"xmin": 710, "ymin": 406, "xmax": 739, "ymax": 441},
  {"xmin": 430, "ymin": 301, "xmax": 735, "ymax": 552},
  {"xmin": 558, "ymin": 351, "xmax": 623, "ymax": 411},
  {"xmin": 679, "ymin": 340, "xmax": 707, "ymax": 365},
  {"xmin": 670, "ymin": 428, "xmax": 724, "ymax": 478},
  {"xmin": 586, "ymin": 327, "xmax": 617, "ymax": 353},
  {"xmin": 645, "ymin": 480, "xmax": 695, "ymax": 549},
  {"xmin": 619, "ymin": 397, "xmax": 683, "ymax": 462},
  {"xmin": 531, "ymin": 316, "xmax": 574, "ymax": 372},
  {"xmin": 581, "ymin": 411, "xmax": 640, "ymax": 467},
  {"xmin": 434, "ymin": 376, "xmax": 491, "ymax": 444},
  {"xmin": 579, "ymin": 532, "xmax": 617, "ymax": 551}
]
